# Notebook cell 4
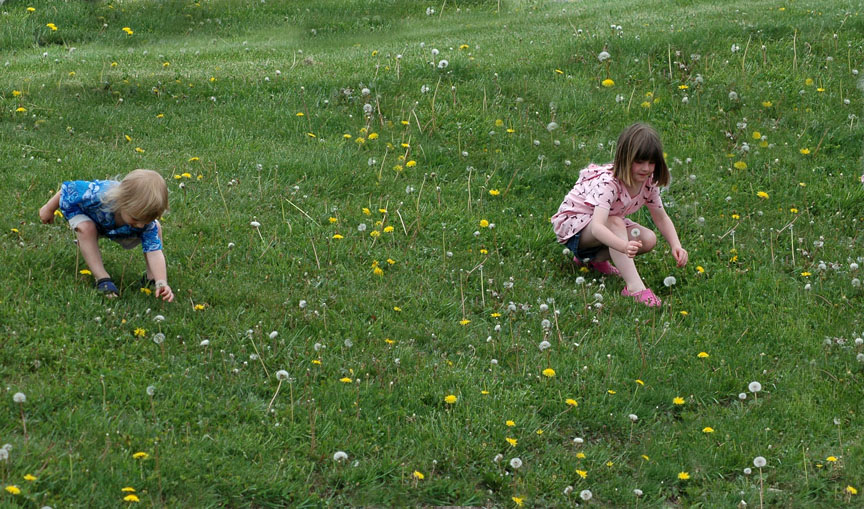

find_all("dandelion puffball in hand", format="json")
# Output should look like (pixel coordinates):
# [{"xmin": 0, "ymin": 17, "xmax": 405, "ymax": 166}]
[{"xmin": 631, "ymin": 228, "xmax": 641, "ymax": 238}]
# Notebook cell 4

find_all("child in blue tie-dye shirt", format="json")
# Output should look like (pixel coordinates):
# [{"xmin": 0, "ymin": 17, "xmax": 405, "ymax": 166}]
[{"xmin": 39, "ymin": 169, "xmax": 174, "ymax": 301}]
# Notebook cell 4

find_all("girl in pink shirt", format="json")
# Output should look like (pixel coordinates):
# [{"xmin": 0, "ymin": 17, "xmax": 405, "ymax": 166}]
[{"xmin": 551, "ymin": 123, "xmax": 688, "ymax": 307}]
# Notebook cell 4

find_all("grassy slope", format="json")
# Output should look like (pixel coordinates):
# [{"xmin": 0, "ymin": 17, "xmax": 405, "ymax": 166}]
[{"xmin": 1, "ymin": 0, "xmax": 863, "ymax": 506}]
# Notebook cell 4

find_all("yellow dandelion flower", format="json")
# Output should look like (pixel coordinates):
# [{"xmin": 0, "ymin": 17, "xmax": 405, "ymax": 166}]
[
  {"xmin": 762, "ymin": 100, "xmax": 773, "ymax": 107},
  {"xmin": 332, "ymin": 234, "xmax": 343, "ymax": 239},
  {"xmin": 565, "ymin": 398, "xmax": 578, "ymax": 407},
  {"xmin": 678, "ymin": 471, "xmax": 690, "ymax": 480},
  {"xmin": 576, "ymin": 452, "xmax": 586, "ymax": 459},
  {"xmin": 121, "ymin": 487, "xmax": 136, "ymax": 492},
  {"xmin": 673, "ymin": 397, "xmax": 685, "ymax": 405},
  {"xmin": 459, "ymin": 319, "xmax": 470, "ymax": 325},
  {"xmin": 140, "ymin": 288, "xmax": 152, "ymax": 295},
  {"xmin": 506, "ymin": 437, "xmax": 517, "ymax": 447},
  {"xmin": 4, "ymin": 486, "xmax": 20, "ymax": 495},
  {"xmin": 506, "ymin": 128, "xmax": 515, "ymax": 133},
  {"xmin": 734, "ymin": 161, "xmax": 748, "ymax": 170},
  {"xmin": 307, "ymin": 132, "xmax": 316, "ymax": 138},
  {"xmin": 386, "ymin": 258, "xmax": 396, "ymax": 265},
  {"xmin": 696, "ymin": 266, "xmax": 705, "ymax": 273},
  {"xmin": 135, "ymin": 147, "xmax": 145, "ymax": 153},
  {"xmin": 702, "ymin": 427, "xmax": 715, "ymax": 433},
  {"xmin": 378, "ymin": 208, "xmax": 387, "ymax": 213},
  {"xmin": 826, "ymin": 456, "xmax": 838, "ymax": 462},
  {"xmin": 479, "ymin": 219, "xmax": 489, "ymax": 228},
  {"xmin": 444, "ymin": 394, "xmax": 457, "ymax": 404},
  {"xmin": 133, "ymin": 328, "xmax": 146, "ymax": 338},
  {"xmin": 80, "ymin": 269, "xmax": 92, "ymax": 275},
  {"xmin": 46, "ymin": 23, "xmax": 58, "ymax": 31},
  {"xmin": 459, "ymin": 44, "xmax": 469, "ymax": 50},
  {"xmin": 488, "ymin": 189, "xmax": 500, "ymax": 196},
  {"xmin": 412, "ymin": 470, "xmax": 424, "ymax": 480},
  {"xmin": 752, "ymin": 131, "xmax": 761, "ymax": 140},
  {"xmin": 15, "ymin": 106, "xmax": 27, "ymax": 113},
  {"xmin": 731, "ymin": 214, "xmax": 740, "ymax": 220},
  {"xmin": 27, "ymin": 7, "xmax": 36, "ymax": 12},
  {"xmin": 373, "ymin": 266, "xmax": 384, "ymax": 276},
  {"xmin": 491, "ymin": 312, "xmax": 501, "ymax": 317},
  {"xmin": 640, "ymin": 101, "xmax": 651, "ymax": 108},
  {"xmin": 805, "ymin": 78, "xmax": 813, "ymax": 86},
  {"xmin": 800, "ymin": 148, "xmax": 810, "ymax": 155},
  {"xmin": 542, "ymin": 368, "xmax": 556, "ymax": 378},
  {"xmin": 697, "ymin": 352, "xmax": 709, "ymax": 359},
  {"xmin": 846, "ymin": 486, "xmax": 858, "ymax": 495},
  {"xmin": 132, "ymin": 451, "xmax": 149, "ymax": 460},
  {"xmin": 801, "ymin": 272, "xmax": 812, "ymax": 277},
  {"xmin": 383, "ymin": 226, "xmax": 394, "ymax": 233},
  {"xmin": 576, "ymin": 469, "xmax": 587, "ymax": 479},
  {"xmin": 23, "ymin": 474, "xmax": 36, "ymax": 482},
  {"xmin": 602, "ymin": 78, "xmax": 615, "ymax": 87},
  {"xmin": 757, "ymin": 191, "xmax": 769, "ymax": 199},
  {"xmin": 339, "ymin": 377, "xmax": 352, "ymax": 383},
  {"xmin": 506, "ymin": 420, "xmax": 515, "ymax": 427},
  {"xmin": 194, "ymin": 304, "xmax": 205, "ymax": 310},
  {"xmin": 122, "ymin": 27, "xmax": 134, "ymax": 35},
  {"xmin": 512, "ymin": 496, "xmax": 524, "ymax": 507},
  {"xmin": 405, "ymin": 160, "xmax": 416, "ymax": 167},
  {"xmin": 635, "ymin": 379, "xmax": 644, "ymax": 385}
]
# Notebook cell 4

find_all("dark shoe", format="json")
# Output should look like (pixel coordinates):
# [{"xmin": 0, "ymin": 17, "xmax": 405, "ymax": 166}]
[{"xmin": 95, "ymin": 278, "xmax": 119, "ymax": 298}]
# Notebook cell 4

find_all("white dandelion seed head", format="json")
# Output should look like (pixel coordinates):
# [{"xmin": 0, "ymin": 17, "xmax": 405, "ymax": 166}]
[
  {"xmin": 539, "ymin": 340, "xmax": 551, "ymax": 351},
  {"xmin": 363, "ymin": 103, "xmax": 373, "ymax": 114},
  {"xmin": 146, "ymin": 385, "xmax": 155, "ymax": 396},
  {"xmin": 437, "ymin": 59, "xmax": 448, "ymax": 69},
  {"xmin": 597, "ymin": 51, "xmax": 610, "ymax": 62},
  {"xmin": 490, "ymin": 359, "xmax": 498, "ymax": 365},
  {"xmin": 314, "ymin": 342, "xmax": 324, "ymax": 352},
  {"xmin": 299, "ymin": 300, "xmax": 307, "ymax": 308},
  {"xmin": 152, "ymin": 332, "xmax": 165, "ymax": 345},
  {"xmin": 852, "ymin": 278, "xmax": 861, "ymax": 287},
  {"xmin": 857, "ymin": 353, "xmax": 864, "ymax": 363},
  {"xmin": 855, "ymin": 337, "xmax": 863, "ymax": 346},
  {"xmin": 509, "ymin": 457, "xmax": 523, "ymax": 469},
  {"xmin": 0, "ymin": 449, "xmax": 7, "ymax": 462},
  {"xmin": 344, "ymin": 338, "xmax": 353, "ymax": 348},
  {"xmin": 564, "ymin": 486, "xmax": 573, "ymax": 495},
  {"xmin": 739, "ymin": 392, "xmax": 747, "ymax": 400},
  {"xmin": 333, "ymin": 451, "xmax": 348, "ymax": 462},
  {"xmin": 546, "ymin": 121, "xmax": 559, "ymax": 132},
  {"xmin": 228, "ymin": 242, "xmax": 235, "ymax": 249},
  {"xmin": 575, "ymin": 277, "xmax": 585, "ymax": 285},
  {"xmin": 361, "ymin": 87, "xmax": 370, "ymax": 96},
  {"xmin": 634, "ymin": 489, "xmax": 643, "ymax": 497},
  {"xmin": 276, "ymin": 370, "xmax": 290, "ymax": 381},
  {"xmin": 153, "ymin": 314, "xmax": 165, "ymax": 322},
  {"xmin": 250, "ymin": 220, "xmax": 261, "ymax": 228},
  {"xmin": 580, "ymin": 490, "xmax": 593, "ymax": 501},
  {"xmin": 431, "ymin": 48, "xmax": 439, "ymax": 56},
  {"xmin": 199, "ymin": 339, "xmax": 210, "ymax": 347},
  {"xmin": 851, "ymin": 263, "xmax": 859, "ymax": 271},
  {"xmin": 357, "ymin": 223, "xmax": 367, "ymax": 232},
  {"xmin": 493, "ymin": 453, "xmax": 504, "ymax": 463},
  {"xmin": 631, "ymin": 228, "xmax": 641, "ymax": 238},
  {"xmin": 753, "ymin": 456, "xmax": 766, "ymax": 468},
  {"xmin": 541, "ymin": 319, "xmax": 551, "ymax": 329},
  {"xmin": 539, "ymin": 303, "xmax": 549, "ymax": 312},
  {"xmin": 573, "ymin": 437, "xmax": 584, "ymax": 445},
  {"xmin": 629, "ymin": 413, "xmax": 639, "ymax": 422},
  {"xmin": 804, "ymin": 283, "xmax": 812, "ymax": 291},
  {"xmin": 748, "ymin": 381, "xmax": 762, "ymax": 393},
  {"xmin": 533, "ymin": 139, "xmax": 540, "ymax": 146},
  {"xmin": 743, "ymin": 467, "xmax": 752, "ymax": 475},
  {"xmin": 13, "ymin": 392, "xmax": 25, "ymax": 403},
  {"xmin": 729, "ymin": 91, "xmax": 738, "ymax": 100},
  {"xmin": 663, "ymin": 276, "xmax": 677, "ymax": 287},
  {"xmin": 682, "ymin": 96, "xmax": 689, "ymax": 104},
  {"xmin": 615, "ymin": 94, "xmax": 625, "ymax": 103}
]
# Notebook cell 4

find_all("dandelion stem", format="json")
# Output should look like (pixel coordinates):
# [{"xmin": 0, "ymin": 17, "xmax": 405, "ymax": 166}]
[
  {"xmin": 267, "ymin": 379, "xmax": 283, "ymax": 413},
  {"xmin": 214, "ymin": 167, "xmax": 231, "ymax": 227},
  {"xmin": 741, "ymin": 35, "xmax": 752, "ymax": 72},
  {"xmin": 283, "ymin": 198, "xmax": 321, "ymax": 227},
  {"xmin": 793, "ymin": 29, "xmax": 798, "ymax": 72},
  {"xmin": 466, "ymin": 166, "xmax": 472, "ymax": 214},
  {"xmin": 19, "ymin": 404, "xmax": 28, "ymax": 442},
  {"xmin": 309, "ymin": 235, "xmax": 320, "ymax": 270},
  {"xmin": 758, "ymin": 467, "xmax": 764, "ymax": 509},
  {"xmin": 249, "ymin": 336, "xmax": 270, "ymax": 379}
]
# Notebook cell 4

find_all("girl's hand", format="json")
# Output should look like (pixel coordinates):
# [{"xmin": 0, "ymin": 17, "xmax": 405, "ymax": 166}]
[
  {"xmin": 625, "ymin": 240, "xmax": 642, "ymax": 258},
  {"xmin": 672, "ymin": 247, "xmax": 688, "ymax": 267},
  {"xmin": 155, "ymin": 284, "xmax": 174, "ymax": 302},
  {"xmin": 39, "ymin": 206, "xmax": 55, "ymax": 224}
]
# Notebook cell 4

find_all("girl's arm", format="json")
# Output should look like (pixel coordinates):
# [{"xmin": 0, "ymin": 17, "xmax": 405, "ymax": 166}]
[
  {"xmin": 590, "ymin": 207, "xmax": 642, "ymax": 258},
  {"xmin": 649, "ymin": 207, "xmax": 688, "ymax": 267},
  {"xmin": 39, "ymin": 191, "xmax": 62, "ymax": 223},
  {"xmin": 144, "ymin": 249, "xmax": 174, "ymax": 302}
]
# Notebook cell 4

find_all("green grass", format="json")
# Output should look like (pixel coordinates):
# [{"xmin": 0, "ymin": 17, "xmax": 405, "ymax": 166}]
[{"xmin": 2, "ymin": 0, "xmax": 864, "ymax": 506}]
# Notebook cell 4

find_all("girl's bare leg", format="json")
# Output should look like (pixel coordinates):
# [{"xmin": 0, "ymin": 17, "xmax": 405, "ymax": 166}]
[{"xmin": 75, "ymin": 221, "xmax": 110, "ymax": 280}]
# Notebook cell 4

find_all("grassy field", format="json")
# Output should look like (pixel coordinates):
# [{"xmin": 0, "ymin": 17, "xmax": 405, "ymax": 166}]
[{"xmin": 2, "ymin": 0, "xmax": 864, "ymax": 506}]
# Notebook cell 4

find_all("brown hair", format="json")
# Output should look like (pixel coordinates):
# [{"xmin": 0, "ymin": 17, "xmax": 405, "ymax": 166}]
[
  {"xmin": 102, "ymin": 169, "xmax": 168, "ymax": 222},
  {"xmin": 612, "ymin": 123, "xmax": 669, "ymax": 187}
]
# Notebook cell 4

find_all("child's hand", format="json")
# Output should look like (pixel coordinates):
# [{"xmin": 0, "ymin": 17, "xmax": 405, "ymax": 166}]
[
  {"xmin": 39, "ymin": 206, "xmax": 55, "ymax": 224},
  {"xmin": 625, "ymin": 240, "xmax": 642, "ymax": 258},
  {"xmin": 672, "ymin": 247, "xmax": 688, "ymax": 267},
  {"xmin": 155, "ymin": 283, "xmax": 174, "ymax": 302}
]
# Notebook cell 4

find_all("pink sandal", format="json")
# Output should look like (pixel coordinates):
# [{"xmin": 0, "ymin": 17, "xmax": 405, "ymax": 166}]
[
  {"xmin": 621, "ymin": 287, "xmax": 662, "ymax": 307},
  {"xmin": 573, "ymin": 257, "xmax": 621, "ymax": 276}
]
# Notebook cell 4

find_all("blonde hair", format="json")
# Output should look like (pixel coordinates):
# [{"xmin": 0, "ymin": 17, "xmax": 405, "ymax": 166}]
[
  {"xmin": 102, "ymin": 169, "xmax": 168, "ymax": 222},
  {"xmin": 612, "ymin": 123, "xmax": 669, "ymax": 188}
]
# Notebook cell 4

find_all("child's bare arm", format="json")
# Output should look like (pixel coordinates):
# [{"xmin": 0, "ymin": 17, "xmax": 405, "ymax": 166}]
[
  {"xmin": 650, "ymin": 208, "xmax": 688, "ymax": 266},
  {"xmin": 145, "ymin": 249, "xmax": 174, "ymax": 302},
  {"xmin": 589, "ymin": 207, "xmax": 641, "ymax": 257},
  {"xmin": 39, "ymin": 190, "xmax": 61, "ymax": 224}
]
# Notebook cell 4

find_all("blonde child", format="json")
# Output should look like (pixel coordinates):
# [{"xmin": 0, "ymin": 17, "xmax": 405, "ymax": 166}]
[
  {"xmin": 39, "ymin": 169, "xmax": 174, "ymax": 301},
  {"xmin": 551, "ymin": 123, "xmax": 687, "ymax": 307}
]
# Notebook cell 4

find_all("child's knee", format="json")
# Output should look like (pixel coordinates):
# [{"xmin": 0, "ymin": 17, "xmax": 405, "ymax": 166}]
[
  {"xmin": 75, "ymin": 221, "xmax": 98, "ymax": 239},
  {"xmin": 641, "ymin": 230, "xmax": 658, "ymax": 251}
]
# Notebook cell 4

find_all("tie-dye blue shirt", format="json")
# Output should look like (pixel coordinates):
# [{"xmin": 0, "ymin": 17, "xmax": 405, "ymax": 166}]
[{"xmin": 59, "ymin": 180, "xmax": 162, "ymax": 253}]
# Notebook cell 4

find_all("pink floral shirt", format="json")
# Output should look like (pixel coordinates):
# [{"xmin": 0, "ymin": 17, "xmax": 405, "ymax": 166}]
[{"xmin": 551, "ymin": 163, "xmax": 664, "ymax": 243}]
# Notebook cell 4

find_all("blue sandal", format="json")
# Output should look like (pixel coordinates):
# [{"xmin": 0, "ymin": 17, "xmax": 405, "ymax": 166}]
[{"xmin": 95, "ymin": 278, "xmax": 119, "ymax": 298}]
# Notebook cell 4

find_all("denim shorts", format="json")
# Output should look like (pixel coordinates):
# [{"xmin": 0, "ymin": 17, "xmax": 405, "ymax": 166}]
[{"xmin": 565, "ymin": 230, "xmax": 603, "ymax": 262}]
